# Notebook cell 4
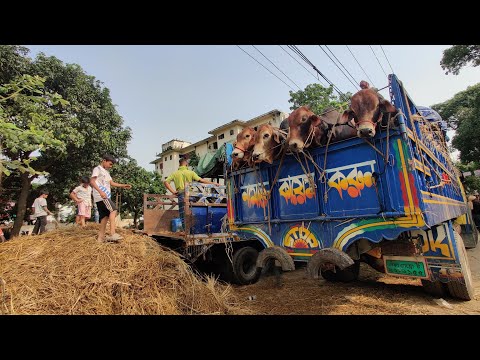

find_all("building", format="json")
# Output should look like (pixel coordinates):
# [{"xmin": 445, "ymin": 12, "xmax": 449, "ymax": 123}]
[{"xmin": 151, "ymin": 109, "xmax": 288, "ymax": 182}]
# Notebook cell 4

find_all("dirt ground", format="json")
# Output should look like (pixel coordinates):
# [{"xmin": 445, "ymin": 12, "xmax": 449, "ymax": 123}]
[{"xmin": 231, "ymin": 245, "xmax": 480, "ymax": 315}]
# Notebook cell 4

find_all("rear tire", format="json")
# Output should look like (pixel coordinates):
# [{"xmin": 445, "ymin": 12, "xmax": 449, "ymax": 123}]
[
  {"xmin": 321, "ymin": 261, "xmax": 360, "ymax": 283},
  {"xmin": 445, "ymin": 230, "xmax": 475, "ymax": 300},
  {"xmin": 232, "ymin": 246, "xmax": 261, "ymax": 285}
]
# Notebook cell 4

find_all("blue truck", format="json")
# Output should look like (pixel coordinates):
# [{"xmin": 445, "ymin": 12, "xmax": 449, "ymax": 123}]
[{"xmin": 144, "ymin": 74, "xmax": 477, "ymax": 300}]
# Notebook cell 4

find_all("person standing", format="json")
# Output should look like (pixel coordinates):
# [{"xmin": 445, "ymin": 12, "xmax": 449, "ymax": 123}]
[
  {"xmin": 31, "ymin": 190, "xmax": 53, "ymax": 235},
  {"xmin": 164, "ymin": 158, "xmax": 219, "ymax": 231},
  {"xmin": 70, "ymin": 176, "xmax": 93, "ymax": 227},
  {"xmin": 90, "ymin": 154, "xmax": 132, "ymax": 243}
]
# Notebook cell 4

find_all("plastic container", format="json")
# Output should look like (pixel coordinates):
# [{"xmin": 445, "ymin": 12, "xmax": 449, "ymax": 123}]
[{"xmin": 171, "ymin": 218, "xmax": 183, "ymax": 232}]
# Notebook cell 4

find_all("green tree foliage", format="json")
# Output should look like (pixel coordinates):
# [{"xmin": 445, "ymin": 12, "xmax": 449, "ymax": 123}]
[
  {"xmin": 432, "ymin": 83, "xmax": 480, "ymax": 163},
  {"xmin": 455, "ymin": 162, "xmax": 480, "ymax": 194},
  {"xmin": 188, "ymin": 152, "xmax": 200, "ymax": 167},
  {"xmin": 288, "ymin": 83, "xmax": 351, "ymax": 115},
  {"xmin": 0, "ymin": 45, "xmax": 132, "ymax": 236},
  {"xmin": 111, "ymin": 158, "xmax": 166, "ymax": 228},
  {"xmin": 440, "ymin": 45, "xmax": 480, "ymax": 75},
  {"xmin": 0, "ymin": 74, "xmax": 66, "ymax": 179}
]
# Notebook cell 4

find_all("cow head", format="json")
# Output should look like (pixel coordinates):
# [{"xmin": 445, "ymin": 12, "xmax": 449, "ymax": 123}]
[
  {"xmin": 251, "ymin": 124, "xmax": 284, "ymax": 164},
  {"xmin": 232, "ymin": 127, "xmax": 256, "ymax": 160},
  {"xmin": 287, "ymin": 106, "xmax": 327, "ymax": 152},
  {"xmin": 342, "ymin": 89, "xmax": 397, "ymax": 138}
]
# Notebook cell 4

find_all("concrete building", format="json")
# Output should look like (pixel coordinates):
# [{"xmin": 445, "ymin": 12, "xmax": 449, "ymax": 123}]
[{"xmin": 151, "ymin": 109, "xmax": 288, "ymax": 181}]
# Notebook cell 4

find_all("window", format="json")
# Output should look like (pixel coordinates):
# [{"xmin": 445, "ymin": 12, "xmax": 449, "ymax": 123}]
[
  {"xmin": 230, "ymin": 129, "xmax": 234, "ymax": 136},
  {"xmin": 170, "ymin": 155, "xmax": 172, "ymax": 160},
  {"xmin": 165, "ymin": 157, "xmax": 167, "ymax": 161},
  {"xmin": 218, "ymin": 133, "xmax": 225, "ymax": 140},
  {"xmin": 213, "ymin": 142, "xmax": 218, "ymax": 150}
]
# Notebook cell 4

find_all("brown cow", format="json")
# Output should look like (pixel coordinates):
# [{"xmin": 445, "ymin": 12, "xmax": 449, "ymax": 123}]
[
  {"xmin": 231, "ymin": 127, "xmax": 256, "ymax": 169},
  {"xmin": 342, "ymin": 88, "xmax": 397, "ymax": 138},
  {"xmin": 251, "ymin": 124, "xmax": 285, "ymax": 164},
  {"xmin": 287, "ymin": 106, "xmax": 328, "ymax": 152}
]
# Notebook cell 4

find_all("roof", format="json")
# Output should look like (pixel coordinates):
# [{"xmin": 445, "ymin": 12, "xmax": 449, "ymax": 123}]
[
  {"xmin": 245, "ymin": 109, "xmax": 282, "ymax": 125},
  {"xmin": 208, "ymin": 119, "xmax": 245, "ymax": 134}
]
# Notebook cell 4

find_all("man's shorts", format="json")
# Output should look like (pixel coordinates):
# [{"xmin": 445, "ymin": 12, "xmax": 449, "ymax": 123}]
[
  {"xmin": 77, "ymin": 202, "xmax": 92, "ymax": 219},
  {"xmin": 96, "ymin": 199, "xmax": 118, "ymax": 221}
]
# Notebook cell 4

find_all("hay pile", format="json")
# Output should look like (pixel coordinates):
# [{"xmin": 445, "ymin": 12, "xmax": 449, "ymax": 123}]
[{"xmin": 0, "ymin": 224, "xmax": 246, "ymax": 315}]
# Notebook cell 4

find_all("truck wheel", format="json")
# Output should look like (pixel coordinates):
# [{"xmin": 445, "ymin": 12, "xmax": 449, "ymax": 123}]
[
  {"xmin": 232, "ymin": 246, "xmax": 261, "ymax": 285},
  {"xmin": 421, "ymin": 279, "xmax": 446, "ymax": 297},
  {"xmin": 321, "ymin": 261, "xmax": 360, "ymax": 283},
  {"xmin": 445, "ymin": 230, "xmax": 475, "ymax": 300}
]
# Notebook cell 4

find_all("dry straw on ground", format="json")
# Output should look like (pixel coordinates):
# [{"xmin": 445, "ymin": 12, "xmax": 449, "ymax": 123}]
[{"xmin": 0, "ymin": 224, "xmax": 247, "ymax": 315}]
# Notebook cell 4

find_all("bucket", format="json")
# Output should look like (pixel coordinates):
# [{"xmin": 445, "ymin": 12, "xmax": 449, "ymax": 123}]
[{"xmin": 171, "ymin": 218, "xmax": 183, "ymax": 232}]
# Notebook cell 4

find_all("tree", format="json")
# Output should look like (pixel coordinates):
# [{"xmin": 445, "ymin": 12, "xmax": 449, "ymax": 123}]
[
  {"xmin": 455, "ymin": 162, "xmax": 480, "ymax": 195},
  {"xmin": 0, "ymin": 45, "xmax": 132, "ymax": 236},
  {"xmin": 111, "ymin": 158, "xmax": 166, "ymax": 228},
  {"xmin": 288, "ymin": 83, "xmax": 351, "ymax": 115},
  {"xmin": 432, "ymin": 83, "xmax": 480, "ymax": 163},
  {"xmin": 188, "ymin": 152, "xmax": 200, "ymax": 167},
  {"xmin": 440, "ymin": 45, "xmax": 480, "ymax": 75}
]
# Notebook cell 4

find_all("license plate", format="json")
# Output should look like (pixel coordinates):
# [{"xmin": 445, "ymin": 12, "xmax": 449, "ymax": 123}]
[{"xmin": 383, "ymin": 256, "xmax": 428, "ymax": 278}]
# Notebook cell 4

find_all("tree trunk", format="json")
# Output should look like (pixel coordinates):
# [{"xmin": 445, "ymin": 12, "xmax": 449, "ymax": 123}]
[{"xmin": 12, "ymin": 172, "xmax": 32, "ymax": 237}]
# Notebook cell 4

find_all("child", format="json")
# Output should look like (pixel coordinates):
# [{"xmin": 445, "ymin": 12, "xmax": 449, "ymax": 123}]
[
  {"xmin": 31, "ymin": 189, "xmax": 54, "ymax": 235},
  {"xmin": 70, "ymin": 176, "xmax": 93, "ymax": 227},
  {"xmin": 90, "ymin": 154, "xmax": 132, "ymax": 243}
]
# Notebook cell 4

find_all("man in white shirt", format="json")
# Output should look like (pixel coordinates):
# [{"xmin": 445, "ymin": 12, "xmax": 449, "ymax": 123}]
[
  {"xmin": 90, "ymin": 154, "xmax": 132, "ymax": 243},
  {"xmin": 70, "ymin": 176, "xmax": 93, "ymax": 227},
  {"xmin": 31, "ymin": 190, "xmax": 53, "ymax": 235}
]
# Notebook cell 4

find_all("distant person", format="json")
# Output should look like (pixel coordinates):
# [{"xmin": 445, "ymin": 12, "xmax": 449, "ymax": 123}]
[
  {"xmin": 31, "ymin": 189, "xmax": 54, "ymax": 235},
  {"xmin": 164, "ymin": 158, "xmax": 219, "ymax": 231},
  {"xmin": 70, "ymin": 176, "xmax": 93, "ymax": 227},
  {"xmin": 90, "ymin": 154, "xmax": 132, "ymax": 243},
  {"xmin": 0, "ymin": 228, "xmax": 6, "ymax": 242},
  {"xmin": 472, "ymin": 193, "xmax": 480, "ymax": 229}
]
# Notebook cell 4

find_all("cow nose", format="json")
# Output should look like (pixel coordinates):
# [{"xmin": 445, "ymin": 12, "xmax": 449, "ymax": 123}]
[
  {"xmin": 232, "ymin": 152, "xmax": 238, "ymax": 157},
  {"xmin": 359, "ymin": 128, "xmax": 374, "ymax": 137},
  {"xmin": 252, "ymin": 153, "xmax": 259, "ymax": 160}
]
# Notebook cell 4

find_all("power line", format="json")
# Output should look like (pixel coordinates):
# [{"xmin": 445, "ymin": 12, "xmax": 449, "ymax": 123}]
[
  {"xmin": 288, "ymin": 45, "xmax": 348, "ymax": 101},
  {"xmin": 325, "ymin": 45, "xmax": 360, "ymax": 87},
  {"xmin": 380, "ymin": 45, "xmax": 395, "ymax": 75},
  {"xmin": 318, "ymin": 45, "xmax": 358, "ymax": 91},
  {"xmin": 278, "ymin": 45, "xmax": 328, "ymax": 87},
  {"xmin": 236, "ymin": 45, "xmax": 295, "ymax": 92},
  {"xmin": 345, "ymin": 45, "xmax": 376, "ymax": 87},
  {"xmin": 369, "ymin": 45, "xmax": 387, "ymax": 78},
  {"xmin": 252, "ymin": 45, "xmax": 301, "ymax": 90}
]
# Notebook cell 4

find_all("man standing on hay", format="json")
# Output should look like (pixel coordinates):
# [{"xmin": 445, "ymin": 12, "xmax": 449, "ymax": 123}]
[{"xmin": 90, "ymin": 154, "xmax": 132, "ymax": 243}]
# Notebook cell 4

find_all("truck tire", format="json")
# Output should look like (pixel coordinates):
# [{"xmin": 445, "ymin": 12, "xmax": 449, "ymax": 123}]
[
  {"xmin": 445, "ymin": 230, "xmax": 475, "ymax": 300},
  {"xmin": 421, "ymin": 279, "xmax": 446, "ymax": 297},
  {"xmin": 321, "ymin": 261, "xmax": 360, "ymax": 283},
  {"xmin": 232, "ymin": 247, "xmax": 261, "ymax": 285}
]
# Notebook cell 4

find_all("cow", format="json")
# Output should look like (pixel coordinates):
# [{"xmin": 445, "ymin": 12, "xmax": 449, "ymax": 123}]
[
  {"xmin": 287, "ymin": 106, "xmax": 328, "ymax": 152},
  {"xmin": 342, "ymin": 88, "xmax": 397, "ymax": 138},
  {"xmin": 251, "ymin": 124, "xmax": 286, "ymax": 164},
  {"xmin": 231, "ymin": 127, "xmax": 256, "ymax": 169}
]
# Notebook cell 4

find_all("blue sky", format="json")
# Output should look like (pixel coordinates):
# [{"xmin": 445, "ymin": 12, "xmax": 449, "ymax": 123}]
[{"xmin": 24, "ymin": 45, "xmax": 480, "ymax": 170}]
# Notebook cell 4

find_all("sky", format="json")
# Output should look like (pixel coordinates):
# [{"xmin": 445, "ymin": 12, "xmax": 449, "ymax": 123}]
[{"xmin": 24, "ymin": 45, "xmax": 480, "ymax": 170}]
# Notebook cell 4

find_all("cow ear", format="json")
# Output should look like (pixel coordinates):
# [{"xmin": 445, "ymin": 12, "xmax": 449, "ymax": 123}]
[
  {"xmin": 379, "ymin": 99, "xmax": 396, "ymax": 113},
  {"xmin": 341, "ymin": 110, "xmax": 354, "ymax": 122},
  {"xmin": 273, "ymin": 129, "xmax": 281, "ymax": 143},
  {"xmin": 309, "ymin": 114, "xmax": 322, "ymax": 127}
]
